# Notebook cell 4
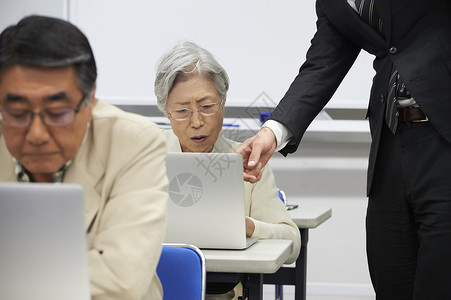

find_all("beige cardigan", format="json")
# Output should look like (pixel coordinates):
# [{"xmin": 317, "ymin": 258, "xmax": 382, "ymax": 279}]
[
  {"xmin": 0, "ymin": 100, "xmax": 168, "ymax": 300},
  {"xmin": 163, "ymin": 129, "xmax": 300, "ymax": 263}
]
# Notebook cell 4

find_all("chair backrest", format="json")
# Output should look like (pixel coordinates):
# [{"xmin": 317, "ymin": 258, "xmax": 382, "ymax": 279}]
[{"xmin": 157, "ymin": 243, "xmax": 206, "ymax": 300}]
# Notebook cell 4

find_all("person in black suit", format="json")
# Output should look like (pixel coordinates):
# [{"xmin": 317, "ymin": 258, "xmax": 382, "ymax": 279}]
[{"xmin": 236, "ymin": 0, "xmax": 451, "ymax": 298}]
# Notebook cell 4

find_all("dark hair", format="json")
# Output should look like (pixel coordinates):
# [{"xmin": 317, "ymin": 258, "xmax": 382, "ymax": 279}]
[{"xmin": 0, "ymin": 15, "xmax": 97, "ymax": 101}]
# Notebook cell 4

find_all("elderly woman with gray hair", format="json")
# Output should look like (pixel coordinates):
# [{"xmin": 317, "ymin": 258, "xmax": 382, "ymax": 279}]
[{"xmin": 154, "ymin": 41, "xmax": 300, "ymax": 300}]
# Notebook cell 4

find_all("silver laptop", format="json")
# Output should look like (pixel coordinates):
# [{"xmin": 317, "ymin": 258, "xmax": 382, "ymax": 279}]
[
  {"xmin": 0, "ymin": 183, "xmax": 90, "ymax": 300},
  {"xmin": 165, "ymin": 152, "xmax": 257, "ymax": 249}
]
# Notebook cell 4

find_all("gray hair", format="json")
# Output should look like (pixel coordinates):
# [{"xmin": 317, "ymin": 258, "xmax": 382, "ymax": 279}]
[{"xmin": 154, "ymin": 41, "xmax": 229, "ymax": 113}]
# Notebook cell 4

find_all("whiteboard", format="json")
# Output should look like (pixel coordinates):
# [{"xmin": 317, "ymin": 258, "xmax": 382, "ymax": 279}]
[
  {"xmin": 0, "ymin": 0, "xmax": 66, "ymax": 32},
  {"xmin": 3, "ymin": 0, "xmax": 375, "ymax": 109}
]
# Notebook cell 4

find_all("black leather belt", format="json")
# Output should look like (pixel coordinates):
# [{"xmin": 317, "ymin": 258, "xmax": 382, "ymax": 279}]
[{"xmin": 398, "ymin": 107, "xmax": 429, "ymax": 122}]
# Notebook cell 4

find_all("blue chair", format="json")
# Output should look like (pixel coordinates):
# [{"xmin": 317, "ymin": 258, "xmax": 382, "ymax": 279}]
[{"xmin": 157, "ymin": 243, "xmax": 206, "ymax": 300}]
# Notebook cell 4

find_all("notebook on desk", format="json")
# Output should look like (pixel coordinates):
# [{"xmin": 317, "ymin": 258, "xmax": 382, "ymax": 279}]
[
  {"xmin": 0, "ymin": 183, "xmax": 90, "ymax": 300},
  {"xmin": 165, "ymin": 152, "xmax": 257, "ymax": 249}
]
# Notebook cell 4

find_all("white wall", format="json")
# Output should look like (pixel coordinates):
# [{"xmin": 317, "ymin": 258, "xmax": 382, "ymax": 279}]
[
  {"xmin": 67, "ymin": 0, "xmax": 374, "ymax": 108},
  {"xmin": 0, "ymin": 0, "xmax": 374, "ymax": 108},
  {"xmin": 0, "ymin": 0, "xmax": 67, "ymax": 30}
]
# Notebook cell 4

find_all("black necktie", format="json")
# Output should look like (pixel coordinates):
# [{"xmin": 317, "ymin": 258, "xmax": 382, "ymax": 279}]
[
  {"xmin": 355, "ymin": 0, "xmax": 383, "ymax": 35},
  {"xmin": 385, "ymin": 68, "xmax": 399, "ymax": 133}
]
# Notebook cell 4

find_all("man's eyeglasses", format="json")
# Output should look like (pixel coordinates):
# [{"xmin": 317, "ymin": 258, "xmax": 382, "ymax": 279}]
[
  {"xmin": 0, "ymin": 94, "xmax": 87, "ymax": 128},
  {"xmin": 166, "ymin": 99, "xmax": 224, "ymax": 122}
]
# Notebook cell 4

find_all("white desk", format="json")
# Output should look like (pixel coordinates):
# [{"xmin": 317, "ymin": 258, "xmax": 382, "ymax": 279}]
[
  {"xmin": 204, "ymin": 239, "xmax": 293, "ymax": 273},
  {"xmin": 204, "ymin": 240, "xmax": 293, "ymax": 299},
  {"xmin": 203, "ymin": 206, "xmax": 332, "ymax": 300},
  {"xmin": 289, "ymin": 205, "xmax": 332, "ymax": 229},
  {"xmin": 264, "ymin": 204, "xmax": 332, "ymax": 300}
]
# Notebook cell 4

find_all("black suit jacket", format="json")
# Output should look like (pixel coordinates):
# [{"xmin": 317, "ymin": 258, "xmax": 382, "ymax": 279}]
[{"xmin": 269, "ymin": 0, "xmax": 451, "ymax": 195}]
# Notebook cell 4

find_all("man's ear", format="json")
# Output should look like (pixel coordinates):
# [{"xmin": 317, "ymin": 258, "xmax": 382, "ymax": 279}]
[
  {"xmin": 86, "ymin": 82, "xmax": 97, "ymax": 122},
  {"xmin": 89, "ymin": 82, "xmax": 97, "ymax": 106}
]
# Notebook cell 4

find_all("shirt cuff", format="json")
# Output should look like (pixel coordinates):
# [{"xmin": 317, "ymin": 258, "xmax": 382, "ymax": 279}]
[{"xmin": 262, "ymin": 120, "xmax": 293, "ymax": 152}]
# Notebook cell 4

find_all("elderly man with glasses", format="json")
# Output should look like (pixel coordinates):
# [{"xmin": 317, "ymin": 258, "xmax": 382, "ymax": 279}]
[{"xmin": 0, "ymin": 16, "xmax": 168, "ymax": 300}]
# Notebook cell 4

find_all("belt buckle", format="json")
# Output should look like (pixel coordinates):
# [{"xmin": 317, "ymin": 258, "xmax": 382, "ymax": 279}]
[{"xmin": 412, "ymin": 116, "xmax": 429, "ymax": 123}]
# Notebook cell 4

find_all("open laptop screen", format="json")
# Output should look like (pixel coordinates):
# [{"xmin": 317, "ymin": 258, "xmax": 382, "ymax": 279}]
[
  {"xmin": 165, "ymin": 152, "xmax": 256, "ymax": 249},
  {"xmin": 0, "ymin": 183, "xmax": 90, "ymax": 300}
]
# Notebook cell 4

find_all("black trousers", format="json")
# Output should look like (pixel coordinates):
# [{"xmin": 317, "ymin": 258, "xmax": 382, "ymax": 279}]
[{"xmin": 367, "ymin": 121, "xmax": 451, "ymax": 300}]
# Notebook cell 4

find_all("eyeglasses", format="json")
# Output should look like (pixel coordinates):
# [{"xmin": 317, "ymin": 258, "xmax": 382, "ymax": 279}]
[
  {"xmin": 166, "ymin": 99, "xmax": 224, "ymax": 122},
  {"xmin": 0, "ymin": 94, "xmax": 87, "ymax": 128}
]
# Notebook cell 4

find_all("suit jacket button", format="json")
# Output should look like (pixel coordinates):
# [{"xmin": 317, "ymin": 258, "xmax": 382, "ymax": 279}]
[
  {"xmin": 389, "ymin": 46, "xmax": 397, "ymax": 54},
  {"xmin": 380, "ymin": 94, "xmax": 385, "ymax": 103}
]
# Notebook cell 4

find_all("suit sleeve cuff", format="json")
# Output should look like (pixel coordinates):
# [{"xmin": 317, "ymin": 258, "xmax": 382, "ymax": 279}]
[{"xmin": 262, "ymin": 120, "xmax": 293, "ymax": 152}]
